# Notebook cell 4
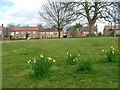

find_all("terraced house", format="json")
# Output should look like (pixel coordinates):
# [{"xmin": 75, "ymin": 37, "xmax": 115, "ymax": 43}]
[
  {"xmin": 9, "ymin": 26, "xmax": 63, "ymax": 39},
  {"xmin": 0, "ymin": 24, "xmax": 4, "ymax": 40},
  {"xmin": 103, "ymin": 26, "xmax": 120, "ymax": 36}
]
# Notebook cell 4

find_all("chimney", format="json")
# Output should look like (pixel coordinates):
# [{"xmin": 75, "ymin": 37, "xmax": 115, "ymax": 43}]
[{"xmin": 2, "ymin": 24, "xmax": 3, "ymax": 27}]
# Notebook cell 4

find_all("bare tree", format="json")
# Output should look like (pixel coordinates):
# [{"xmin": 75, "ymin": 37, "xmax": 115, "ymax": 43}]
[
  {"xmin": 38, "ymin": 0, "xmax": 76, "ymax": 38},
  {"xmin": 74, "ymin": 0, "xmax": 116, "ymax": 36}
]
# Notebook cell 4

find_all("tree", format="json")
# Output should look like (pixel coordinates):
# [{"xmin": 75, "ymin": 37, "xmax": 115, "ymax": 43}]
[
  {"xmin": 75, "ymin": 23, "xmax": 83, "ymax": 31},
  {"xmin": 38, "ymin": 0, "xmax": 76, "ymax": 38},
  {"xmin": 74, "ymin": 1, "xmax": 116, "ymax": 36},
  {"xmin": 25, "ymin": 33, "xmax": 29, "ymax": 39}
]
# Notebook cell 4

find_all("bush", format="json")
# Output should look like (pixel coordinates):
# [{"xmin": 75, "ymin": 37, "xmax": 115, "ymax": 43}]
[
  {"xmin": 27, "ymin": 54, "xmax": 56, "ymax": 77},
  {"xmin": 77, "ymin": 60, "xmax": 92, "ymax": 72},
  {"xmin": 66, "ymin": 52, "xmax": 80, "ymax": 65},
  {"xmin": 102, "ymin": 46, "xmax": 119, "ymax": 62}
]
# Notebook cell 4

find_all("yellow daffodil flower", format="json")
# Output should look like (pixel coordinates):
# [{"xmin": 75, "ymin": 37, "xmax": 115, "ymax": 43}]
[
  {"xmin": 78, "ymin": 54, "xmax": 80, "ymax": 56},
  {"xmin": 53, "ymin": 59, "xmax": 56, "ymax": 62},
  {"xmin": 111, "ymin": 46, "xmax": 114, "ymax": 49},
  {"xmin": 34, "ymin": 60, "xmax": 36, "ymax": 63},
  {"xmin": 48, "ymin": 57, "xmax": 52, "ymax": 61},
  {"xmin": 66, "ymin": 52, "xmax": 69, "ymax": 55},
  {"xmin": 112, "ymin": 51, "xmax": 114, "ymax": 54},
  {"xmin": 112, "ymin": 48, "xmax": 115, "ymax": 50},
  {"xmin": 40, "ymin": 54, "xmax": 44, "ymax": 58},
  {"xmin": 102, "ymin": 49, "xmax": 105, "ymax": 52},
  {"xmin": 27, "ymin": 60, "xmax": 31, "ymax": 64}
]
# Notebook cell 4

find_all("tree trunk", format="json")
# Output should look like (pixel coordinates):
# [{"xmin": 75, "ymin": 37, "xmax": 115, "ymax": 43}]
[
  {"xmin": 89, "ymin": 23, "xmax": 95, "ymax": 36},
  {"xmin": 58, "ymin": 29, "xmax": 61, "ymax": 38}
]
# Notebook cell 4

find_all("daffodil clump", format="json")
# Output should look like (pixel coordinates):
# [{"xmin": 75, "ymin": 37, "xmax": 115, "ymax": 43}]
[
  {"xmin": 66, "ymin": 52, "xmax": 80, "ymax": 65},
  {"xmin": 27, "ymin": 54, "xmax": 56, "ymax": 77},
  {"xmin": 102, "ymin": 46, "xmax": 119, "ymax": 62}
]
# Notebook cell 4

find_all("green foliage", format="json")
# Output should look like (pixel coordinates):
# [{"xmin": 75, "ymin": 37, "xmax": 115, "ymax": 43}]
[
  {"xmin": 28, "ymin": 54, "xmax": 56, "ymax": 77},
  {"xmin": 66, "ymin": 52, "xmax": 79, "ymax": 65},
  {"xmin": 25, "ymin": 33, "xmax": 29, "ymax": 39},
  {"xmin": 77, "ymin": 60, "xmax": 92, "ymax": 72},
  {"xmin": 109, "ymin": 28, "xmax": 114, "ymax": 36},
  {"xmin": 102, "ymin": 46, "xmax": 119, "ymax": 62}
]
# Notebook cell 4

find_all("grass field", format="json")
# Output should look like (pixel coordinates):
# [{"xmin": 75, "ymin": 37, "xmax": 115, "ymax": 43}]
[{"xmin": 2, "ymin": 37, "xmax": 118, "ymax": 88}]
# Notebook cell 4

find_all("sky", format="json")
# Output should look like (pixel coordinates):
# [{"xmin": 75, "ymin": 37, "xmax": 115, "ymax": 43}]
[{"xmin": 0, "ymin": 0, "xmax": 109, "ymax": 32}]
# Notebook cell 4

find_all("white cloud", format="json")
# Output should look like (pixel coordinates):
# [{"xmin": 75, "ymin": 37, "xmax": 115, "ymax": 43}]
[{"xmin": 0, "ymin": 0, "xmax": 47, "ymax": 26}]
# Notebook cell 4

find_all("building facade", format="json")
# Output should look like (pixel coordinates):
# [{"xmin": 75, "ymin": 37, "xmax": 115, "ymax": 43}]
[
  {"xmin": 103, "ymin": 26, "xmax": 120, "ymax": 36},
  {"xmin": 9, "ymin": 26, "xmax": 63, "ymax": 39},
  {"xmin": 9, "ymin": 26, "xmax": 40, "ymax": 39},
  {"xmin": 82, "ymin": 26, "xmax": 98, "ymax": 36},
  {"xmin": 0, "ymin": 24, "xmax": 4, "ymax": 40},
  {"xmin": 39, "ymin": 28, "xmax": 63, "ymax": 38}
]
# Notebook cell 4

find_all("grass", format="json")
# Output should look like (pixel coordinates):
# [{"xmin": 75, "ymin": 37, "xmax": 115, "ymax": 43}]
[{"xmin": 2, "ymin": 37, "xmax": 118, "ymax": 88}]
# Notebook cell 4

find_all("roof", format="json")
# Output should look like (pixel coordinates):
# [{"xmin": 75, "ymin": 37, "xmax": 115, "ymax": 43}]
[
  {"xmin": 40, "ymin": 28, "xmax": 58, "ymax": 32},
  {"xmin": 10, "ymin": 26, "xmax": 40, "ymax": 32},
  {"xmin": 104, "ymin": 26, "xmax": 120, "ymax": 30},
  {"xmin": 82, "ymin": 26, "xmax": 97, "ymax": 32}
]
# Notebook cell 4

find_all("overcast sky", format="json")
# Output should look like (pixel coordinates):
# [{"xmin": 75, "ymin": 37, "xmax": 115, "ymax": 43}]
[{"xmin": 0, "ymin": 0, "xmax": 109, "ymax": 32}]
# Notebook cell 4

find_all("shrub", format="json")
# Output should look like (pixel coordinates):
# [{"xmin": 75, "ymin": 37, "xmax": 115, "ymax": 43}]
[
  {"xmin": 66, "ymin": 52, "xmax": 80, "ymax": 65},
  {"xmin": 77, "ymin": 60, "xmax": 92, "ymax": 72},
  {"xmin": 102, "ymin": 46, "xmax": 119, "ymax": 62},
  {"xmin": 27, "ymin": 54, "xmax": 56, "ymax": 77}
]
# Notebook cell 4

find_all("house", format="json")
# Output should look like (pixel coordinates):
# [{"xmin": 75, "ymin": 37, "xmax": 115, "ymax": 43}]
[
  {"xmin": 66, "ymin": 26, "xmax": 98, "ymax": 37},
  {"xmin": 9, "ymin": 26, "xmax": 64, "ymax": 39},
  {"xmin": 39, "ymin": 28, "xmax": 63, "ymax": 38},
  {"xmin": 0, "ymin": 24, "xmax": 4, "ymax": 40},
  {"xmin": 103, "ymin": 26, "xmax": 120, "ymax": 36},
  {"xmin": 9, "ymin": 26, "xmax": 40, "ymax": 39},
  {"xmin": 82, "ymin": 26, "xmax": 98, "ymax": 36},
  {"xmin": 66, "ymin": 26, "xmax": 82, "ymax": 38}
]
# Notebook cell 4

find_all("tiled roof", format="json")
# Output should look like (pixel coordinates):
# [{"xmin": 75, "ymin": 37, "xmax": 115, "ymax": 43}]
[
  {"xmin": 40, "ymin": 28, "xmax": 58, "ymax": 32},
  {"xmin": 10, "ymin": 26, "xmax": 40, "ymax": 31},
  {"xmin": 104, "ymin": 26, "xmax": 120, "ymax": 30}
]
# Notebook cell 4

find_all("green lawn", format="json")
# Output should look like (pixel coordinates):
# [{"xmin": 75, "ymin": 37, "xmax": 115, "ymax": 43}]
[{"xmin": 2, "ymin": 37, "xmax": 118, "ymax": 88}]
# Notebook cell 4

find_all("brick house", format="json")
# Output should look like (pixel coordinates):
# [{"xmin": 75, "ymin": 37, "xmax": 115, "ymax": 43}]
[
  {"xmin": 39, "ymin": 28, "xmax": 63, "ymax": 38},
  {"xmin": 103, "ymin": 26, "xmax": 120, "ymax": 36},
  {"xmin": 9, "ymin": 26, "xmax": 40, "ymax": 39},
  {"xmin": 9, "ymin": 26, "xmax": 63, "ymax": 39},
  {"xmin": 0, "ymin": 24, "xmax": 4, "ymax": 40},
  {"xmin": 82, "ymin": 26, "xmax": 98, "ymax": 36},
  {"xmin": 66, "ymin": 26, "xmax": 82, "ymax": 38},
  {"xmin": 66, "ymin": 26, "xmax": 98, "ymax": 37}
]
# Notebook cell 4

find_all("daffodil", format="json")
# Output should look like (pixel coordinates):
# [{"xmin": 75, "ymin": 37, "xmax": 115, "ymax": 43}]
[
  {"xmin": 102, "ymin": 49, "xmax": 105, "ymax": 52},
  {"xmin": 112, "ymin": 48, "xmax": 115, "ymax": 50},
  {"xmin": 48, "ymin": 57, "xmax": 52, "ymax": 61},
  {"xmin": 66, "ymin": 52, "xmax": 69, "ymax": 55},
  {"xmin": 78, "ymin": 54, "xmax": 80, "ymax": 56},
  {"xmin": 40, "ymin": 54, "xmax": 44, "ymax": 58},
  {"xmin": 53, "ymin": 59, "xmax": 56, "ymax": 62},
  {"xmin": 111, "ymin": 46, "xmax": 114, "ymax": 49},
  {"xmin": 27, "ymin": 60, "xmax": 31, "ymax": 64},
  {"xmin": 34, "ymin": 60, "xmax": 36, "ymax": 63},
  {"xmin": 112, "ymin": 51, "xmax": 114, "ymax": 54}
]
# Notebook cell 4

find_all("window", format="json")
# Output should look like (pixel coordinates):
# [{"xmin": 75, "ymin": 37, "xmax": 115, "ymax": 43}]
[
  {"xmin": 16, "ymin": 32, "xmax": 19, "ymax": 34},
  {"xmin": 33, "ymin": 31, "xmax": 36, "ymax": 34},
  {"xmin": 41, "ymin": 32, "xmax": 44, "ymax": 34},
  {"xmin": 50, "ymin": 32, "xmax": 53, "ymax": 35}
]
